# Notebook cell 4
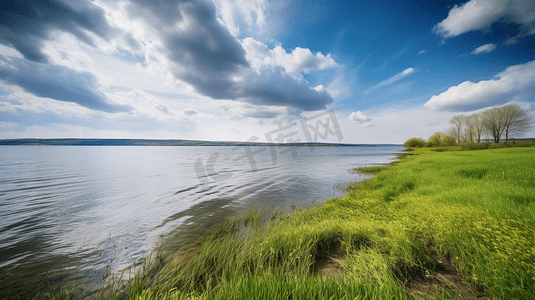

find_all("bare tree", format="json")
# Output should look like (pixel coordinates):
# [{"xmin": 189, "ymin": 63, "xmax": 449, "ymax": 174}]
[
  {"xmin": 436, "ymin": 104, "xmax": 530, "ymax": 145},
  {"xmin": 463, "ymin": 115, "xmax": 476, "ymax": 143},
  {"xmin": 449, "ymin": 115, "xmax": 465, "ymax": 144},
  {"xmin": 471, "ymin": 112, "xmax": 484, "ymax": 143},
  {"xmin": 444, "ymin": 126, "xmax": 458, "ymax": 145},
  {"xmin": 482, "ymin": 107, "xmax": 505, "ymax": 143},
  {"xmin": 501, "ymin": 103, "xmax": 532, "ymax": 142}
]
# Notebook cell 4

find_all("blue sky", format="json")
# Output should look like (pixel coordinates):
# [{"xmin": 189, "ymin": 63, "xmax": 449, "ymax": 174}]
[{"xmin": 1, "ymin": 0, "xmax": 534, "ymax": 143}]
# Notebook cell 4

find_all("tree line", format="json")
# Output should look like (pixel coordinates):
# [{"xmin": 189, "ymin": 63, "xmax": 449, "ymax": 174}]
[{"xmin": 405, "ymin": 103, "xmax": 532, "ymax": 148}]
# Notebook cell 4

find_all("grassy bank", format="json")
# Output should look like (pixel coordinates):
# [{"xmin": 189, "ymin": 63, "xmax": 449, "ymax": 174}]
[{"xmin": 107, "ymin": 147, "xmax": 534, "ymax": 299}]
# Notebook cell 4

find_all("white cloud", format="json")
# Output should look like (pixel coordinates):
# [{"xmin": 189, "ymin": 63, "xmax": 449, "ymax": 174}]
[
  {"xmin": 214, "ymin": 0, "xmax": 268, "ymax": 36},
  {"xmin": 41, "ymin": 32, "xmax": 96, "ymax": 74},
  {"xmin": 241, "ymin": 37, "xmax": 276, "ymax": 69},
  {"xmin": 471, "ymin": 43, "xmax": 497, "ymax": 55},
  {"xmin": 424, "ymin": 60, "xmax": 535, "ymax": 111},
  {"xmin": 0, "ymin": 122, "xmax": 17, "ymax": 128},
  {"xmin": 103, "ymin": 89, "xmax": 219, "ymax": 126},
  {"xmin": 119, "ymin": 1, "xmax": 335, "ymax": 112},
  {"xmin": 0, "ymin": 0, "xmax": 342, "ymax": 141},
  {"xmin": 418, "ymin": 50, "xmax": 426, "ymax": 55},
  {"xmin": 241, "ymin": 38, "xmax": 338, "ymax": 74},
  {"xmin": 273, "ymin": 45, "xmax": 338, "ymax": 74},
  {"xmin": 433, "ymin": 0, "xmax": 535, "ymax": 41},
  {"xmin": 365, "ymin": 67, "xmax": 414, "ymax": 93},
  {"xmin": 0, "ymin": 44, "xmax": 24, "ymax": 59},
  {"xmin": 349, "ymin": 111, "xmax": 370, "ymax": 123},
  {"xmin": 434, "ymin": 0, "xmax": 506, "ymax": 38}
]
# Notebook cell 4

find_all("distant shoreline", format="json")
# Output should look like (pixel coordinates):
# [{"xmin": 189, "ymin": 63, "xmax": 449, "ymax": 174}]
[{"xmin": 0, "ymin": 138, "xmax": 401, "ymax": 147}]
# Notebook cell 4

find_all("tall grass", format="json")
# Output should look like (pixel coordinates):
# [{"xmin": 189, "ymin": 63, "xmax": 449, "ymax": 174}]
[{"xmin": 106, "ymin": 147, "xmax": 535, "ymax": 299}]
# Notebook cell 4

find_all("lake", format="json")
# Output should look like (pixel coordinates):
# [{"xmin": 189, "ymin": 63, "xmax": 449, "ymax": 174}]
[{"xmin": 0, "ymin": 145, "xmax": 404, "ymax": 298}]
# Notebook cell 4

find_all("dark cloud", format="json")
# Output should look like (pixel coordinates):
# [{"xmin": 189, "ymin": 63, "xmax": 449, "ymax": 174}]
[
  {"xmin": 0, "ymin": 0, "xmax": 133, "ymax": 63},
  {"xmin": 156, "ymin": 0, "xmax": 249, "ymax": 97},
  {"xmin": 238, "ymin": 67, "xmax": 332, "ymax": 111},
  {"xmin": 128, "ymin": 0, "xmax": 332, "ymax": 112},
  {"xmin": 220, "ymin": 103, "xmax": 302, "ymax": 121},
  {"xmin": 156, "ymin": 104, "xmax": 170, "ymax": 114},
  {"xmin": 1, "ymin": 0, "xmax": 333, "ymax": 116},
  {"xmin": 0, "ymin": 57, "xmax": 131, "ymax": 113},
  {"xmin": 128, "ymin": 0, "xmax": 186, "ymax": 23},
  {"xmin": 182, "ymin": 108, "xmax": 198, "ymax": 116},
  {"xmin": 241, "ymin": 107, "xmax": 300, "ymax": 119}
]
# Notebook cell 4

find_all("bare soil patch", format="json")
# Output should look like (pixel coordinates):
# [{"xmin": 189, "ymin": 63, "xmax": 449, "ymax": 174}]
[
  {"xmin": 313, "ymin": 235, "xmax": 345, "ymax": 278},
  {"xmin": 405, "ymin": 248, "xmax": 486, "ymax": 299},
  {"xmin": 314, "ymin": 247, "xmax": 344, "ymax": 278}
]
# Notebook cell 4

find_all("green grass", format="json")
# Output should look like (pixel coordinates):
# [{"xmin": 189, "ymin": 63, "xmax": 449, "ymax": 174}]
[
  {"xmin": 352, "ymin": 165, "xmax": 390, "ymax": 174},
  {"xmin": 98, "ymin": 147, "xmax": 535, "ymax": 300},
  {"xmin": 460, "ymin": 141, "xmax": 535, "ymax": 150}
]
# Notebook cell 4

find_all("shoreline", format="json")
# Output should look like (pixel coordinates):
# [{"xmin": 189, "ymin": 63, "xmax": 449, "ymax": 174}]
[
  {"xmin": 12, "ymin": 145, "xmax": 535, "ymax": 299},
  {"xmin": 2, "ymin": 145, "xmax": 403, "ymax": 299},
  {"xmin": 109, "ymin": 146, "xmax": 534, "ymax": 300}
]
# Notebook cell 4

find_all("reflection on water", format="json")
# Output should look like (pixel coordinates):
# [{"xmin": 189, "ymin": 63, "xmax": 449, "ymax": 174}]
[{"xmin": 0, "ymin": 145, "xmax": 403, "ymax": 298}]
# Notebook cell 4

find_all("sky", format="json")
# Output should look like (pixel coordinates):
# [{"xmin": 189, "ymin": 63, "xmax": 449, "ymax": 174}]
[{"xmin": 1, "ymin": 0, "xmax": 534, "ymax": 144}]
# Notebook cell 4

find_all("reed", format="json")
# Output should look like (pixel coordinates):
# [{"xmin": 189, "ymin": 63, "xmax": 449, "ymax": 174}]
[{"xmin": 104, "ymin": 147, "xmax": 535, "ymax": 299}]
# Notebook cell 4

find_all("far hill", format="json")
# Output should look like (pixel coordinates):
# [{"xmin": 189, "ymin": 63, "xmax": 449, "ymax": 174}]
[{"xmin": 0, "ymin": 138, "xmax": 400, "ymax": 147}]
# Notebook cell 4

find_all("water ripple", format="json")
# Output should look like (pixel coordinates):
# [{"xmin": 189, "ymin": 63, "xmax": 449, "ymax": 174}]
[{"xmin": 0, "ymin": 145, "xmax": 403, "ymax": 298}]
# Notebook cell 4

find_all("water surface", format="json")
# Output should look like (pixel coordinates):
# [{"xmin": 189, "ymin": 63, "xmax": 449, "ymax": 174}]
[{"xmin": 0, "ymin": 145, "xmax": 403, "ymax": 298}]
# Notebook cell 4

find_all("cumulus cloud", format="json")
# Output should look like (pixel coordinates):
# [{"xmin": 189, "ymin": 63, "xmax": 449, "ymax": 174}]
[
  {"xmin": 471, "ymin": 43, "xmax": 497, "ymax": 55},
  {"xmin": 0, "ymin": 0, "xmax": 143, "ymax": 115},
  {"xmin": 365, "ymin": 68, "xmax": 414, "ymax": 93},
  {"xmin": 125, "ymin": 0, "xmax": 334, "ymax": 113},
  {"xmin": 349, "ymin": 111, "xmax": 371, "ymax": 123},
  {"xmin": 418, "ymin": 50, "xmax": 426, "ymax": 54},
  {"xmin": 271, "ymin": 45, "xmax": 338, "ymax": 74},
  {"xmin": 0, "ymin": 0, "xmax": 135, "ymax": 63},
  {"xmin": 0, "ymin": 0, "xmax": 337, "ymax": 123},
  {"xmin": 433, "ymin": 0, "xmax": 535, "ymax": 41},
  {"xmin": 424, "ymin": 60, "xmax": 535, "ymax": 111},
  {"xmin": 237, "ymin": 38, "xmax": 338, "ymax": 74},
  {"xmin": 0, "ymin": 56, "xmax": 130, "ymax": 113}
]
